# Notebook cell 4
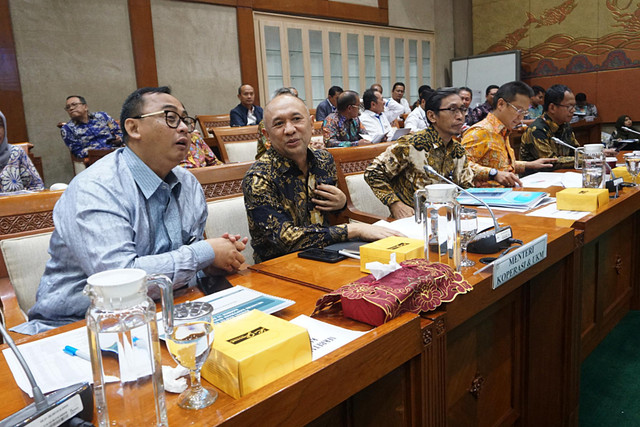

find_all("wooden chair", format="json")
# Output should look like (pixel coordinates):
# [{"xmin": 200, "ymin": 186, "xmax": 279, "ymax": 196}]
[
  {"xmin": 311, "ymin": 121, "xmax": 324, "ymax": 146},
  {"xmin": 197, "ymin": 114, "xmax": 231, "ymax": 137},
  {"xmin": 309, "ymin": 108, "xmax": 316, "ymax": 122},
  {"xmin": 0, "ymin": 190, "xmax": 64, "ymax": 330},
  {"xmin": 211, "ymin": 125, "xmax": 259, "ymax": 163},
  {"xmin": 87, "ymin": 148, "xmax": 115, "ymax": 166},
  {"xmin": 189, "ymin": 161, "xmax": 255, "ymax": 264},
  {"xmin": 329, "ymin": 143, "xmax": 393, "ymax": 224}
]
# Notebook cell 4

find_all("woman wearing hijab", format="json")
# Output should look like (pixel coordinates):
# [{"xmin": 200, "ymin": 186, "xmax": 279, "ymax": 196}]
[
  {"xmin": 0, "ymin": 111, "xmax": 44, "ymax": 193},
  {"xmin": 611, "ymin": 115, "xmax": 640, "ymax": 150}
]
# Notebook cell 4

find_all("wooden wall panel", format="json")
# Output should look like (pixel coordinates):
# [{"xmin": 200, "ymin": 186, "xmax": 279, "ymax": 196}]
[
  {"xmin": 128, "ymin": 0, "xmax": 158, "ymax": 88},
  {"xmin": 237, "ymin": 6, "xmax": 261, "ymax": 105},
  {"xmin": 0, "ymin": 0, "xmax": 28, "ymax": 142}
]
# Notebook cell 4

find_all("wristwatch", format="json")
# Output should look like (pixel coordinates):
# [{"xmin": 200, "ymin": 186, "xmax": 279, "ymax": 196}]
[{"xmin": 488, "ymin": 168, "xmax": 498, "ymax": 180}]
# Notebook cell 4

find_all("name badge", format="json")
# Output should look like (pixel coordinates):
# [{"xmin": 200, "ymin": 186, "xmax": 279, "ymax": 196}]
[{"xmin": 492, "ymin": 234, "xmax": 547, "ymax": 289}]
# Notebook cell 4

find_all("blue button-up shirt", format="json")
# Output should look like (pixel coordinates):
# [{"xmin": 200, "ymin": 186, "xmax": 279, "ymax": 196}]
[{"xmin": 60, "ymin": 111, "xmax": 123, "ymax": 158}]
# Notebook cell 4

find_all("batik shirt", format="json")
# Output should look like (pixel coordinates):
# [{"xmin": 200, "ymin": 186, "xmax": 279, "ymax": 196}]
[
  {"xmin": 180, "ymin": 130, "xmax": 222, "ymax": 168},
  {"xmin": 242, "ymin": 148, "xmax": 348, "ymax": 263},
  {"xmin": 0, "ymin": 146, "xmax": 44, "ymax": 193},
  {"xmin": 466, "ymin": 101, "xmax": 493, "ymax": 126},
  {"xmin": 60, "ymin": 111, "xmax": 123, "ymax": 158},
  {"xmin": 322, "ymin": 112, "xmax": 366, "ymax": 147},
  {"xmin": 526, "ymin": 104, "xmax": 543, "ymax": 120},
  {"xmin": 364, "ymin": 126, "xmax": 474, "ymax": 208},
  {"xmin": 255, "ymin": 120, "xmax": 270, "ymax": 159},
  {"xmin": 520, "ymin": 113, "xmax": 578, "ymax": 170},
  {"xmin": 461, "ymin": 113, "xmax": 525, "ymax": 186}
]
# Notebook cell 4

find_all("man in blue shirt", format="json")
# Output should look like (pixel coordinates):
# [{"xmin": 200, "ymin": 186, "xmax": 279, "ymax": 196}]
[
  {"xmin": 314, "ymin": 85, "xmax": 343, "ymax": 122},
  {"xmin": 60, "ymin": 95, "xmax": 124, "ymax": 158},
  {"xmin": 230, "ymin": 84, "xmax": 264, "ymax": 127},
  {"xmin": 17, "ymin": 87, "xmax": 247, "ymax": 334}
]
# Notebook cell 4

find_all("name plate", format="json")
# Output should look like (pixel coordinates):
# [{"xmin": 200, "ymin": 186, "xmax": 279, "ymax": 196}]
[{"xmin": 492, "ymin": 234, "xmax": 547, "ymax": 289}]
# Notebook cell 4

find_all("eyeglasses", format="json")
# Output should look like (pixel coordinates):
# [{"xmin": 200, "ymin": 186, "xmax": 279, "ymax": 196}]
[
  {"xmin": 438, "ymin": 106, "xmax": 468, "ymax": 115},
  {"xmin": 132, "ymin": 110, "xmax": 196, "ymax": 132},
  {"xmin": 555, "ymin": 103, "xmax": 576, "ymax": 112},
  {"xmin": 64, "ymin": 102, "xmax": 85, "ymax": 111},
  {"xmin": 507, "ymin": 102, "xmax": 528, "ymax": 116}
]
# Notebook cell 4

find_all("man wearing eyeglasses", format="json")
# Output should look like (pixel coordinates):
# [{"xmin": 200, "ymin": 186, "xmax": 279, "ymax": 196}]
[
  {"xmin": 461, "ymin": 81, "xmax": 556, "ymax": 187},
  {"xmin": 519, "ymin": 84, "xmax": 581, "ymax": 170},
  {"xmin": 60, "ymin": 95, "xmax": 123, "ymax": 159},
  {"xmin": 365, "ymin": 88, "xmax": 475, "ymax": 219},
  {"xmin": 18, "ymin": 87, "xmax": 247, "ymax": 334},
  {"xmin": 322, "ymin": 90, "xmax": 371, "ymax": 147}
]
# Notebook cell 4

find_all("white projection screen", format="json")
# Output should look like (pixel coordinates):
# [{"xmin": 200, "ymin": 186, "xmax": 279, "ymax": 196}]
[{"xmin": 451, "ymin": 50, "xmax": 521, "ymax": 109}]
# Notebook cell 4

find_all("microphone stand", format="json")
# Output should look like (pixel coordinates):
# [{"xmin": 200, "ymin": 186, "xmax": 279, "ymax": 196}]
[
  {"xmin": 551, "ymin": 137, "xmax": 620, "ymax": 196},
  {"xmin": 618, "ymin": 126, "xmax": 640, "ymax": 151},
  {"xmin": 423, "ymin": 165, "xmax": 513, "ymax": 254}
]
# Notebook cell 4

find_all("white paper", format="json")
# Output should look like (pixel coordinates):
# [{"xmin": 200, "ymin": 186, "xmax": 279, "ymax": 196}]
[
  {"xmin": 520, "ymin": 171, "xmax": 582, "ymax": 188},
  {"xmin": 290, "ymin": 315, "xmax": 367, "ymax": 361},
  {"xmin": 526, "ymin": 203, "xmax": 590, "ymax": 220},
  {"xmin": 373, "ymin": 216, "xmax": 494, "ymax": 240}
]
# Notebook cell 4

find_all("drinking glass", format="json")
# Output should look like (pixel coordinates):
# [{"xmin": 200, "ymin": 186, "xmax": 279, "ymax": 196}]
[
  {"xmin": 166, "ymin": 301, "xmax": 217, "ymax": 409},
  {"xmin": 459, "ymin": 207, "xmax": 478, "ymax": 267},
  {"xmin": 624, "ymin": 153, "xmax": 640, "ymax": 186}
]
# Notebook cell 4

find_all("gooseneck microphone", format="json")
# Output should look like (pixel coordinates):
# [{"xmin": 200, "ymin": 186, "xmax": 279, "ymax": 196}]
[
  {"xmin": 0, "ymin": 322, "xmax": 93, "ymax": 426},
  {"xmin": 423, "ymin": 165, "xmax": 513, "ymax": 254},
  {"xmin": 621, "ymin": 126, "xmax": 640, "ymax": 136}
]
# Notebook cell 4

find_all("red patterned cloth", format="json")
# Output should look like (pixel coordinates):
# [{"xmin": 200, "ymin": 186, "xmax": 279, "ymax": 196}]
[{"xmin": 313, "ymin": 259, "xmax": 472, "ymax": 326}]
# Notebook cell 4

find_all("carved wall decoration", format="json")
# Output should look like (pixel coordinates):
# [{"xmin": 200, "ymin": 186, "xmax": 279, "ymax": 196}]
[{"xmin": 0, "ymin": 212, "xmax": 54, "ymax": 235}]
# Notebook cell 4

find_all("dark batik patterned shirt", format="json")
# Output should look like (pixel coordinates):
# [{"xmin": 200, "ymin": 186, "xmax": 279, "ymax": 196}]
[
  {"xmin": 322, "ymin": 112, "xmax": 367, "ymax": 147},
  {"xmin": 242, "ymin": 148, "xmax": 348, "ymax": 263},
  {"xmin": 364, "ymin": 125, "xmax": 474, "ymax": 208},
  {"xmin": 520, "ymin": 113, "xmax": 579, "ymax": 170},
  {"xmin": 466, "ymin": 101, "xmax": 493, "ymax": 126}
]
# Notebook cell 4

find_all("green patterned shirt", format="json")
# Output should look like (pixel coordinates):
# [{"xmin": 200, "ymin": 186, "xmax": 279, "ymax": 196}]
[
  {"xmin": 242, "ymin": 148, "xmax": 348, "ymax": 263},
  {"xmin": 364, "ymin": 126, "xmax": 474, "ymax": 208},
  {"xmin": 520, "ymin": 113, "xmax": 579, "ymax": 170}
]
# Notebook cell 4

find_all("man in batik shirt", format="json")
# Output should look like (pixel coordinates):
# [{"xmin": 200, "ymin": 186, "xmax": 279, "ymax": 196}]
[
  {"xmin": 461, "ymin": 81, "xmax": 555, "ymax": 187},
  {"xmin": 466, "ymin": 85, "xmax": 499, "ymax": 126},
  {"xmin": 243, "ymin": 93, "xmax": 400, "ymax": 263},
  {"xmin": 322, "ymin": 91, "xmax": 371, "ymax": 147},
  {"xmin": 180, "ymin": 130, "xmax": 222, "ymax": 168},
  {"xmin": 365, "ymin": 88, "xmax": 475, "ymax": 219},
  {"xmin": 61, "ymin": 95, "xmax": 123, "ymax": 158}
]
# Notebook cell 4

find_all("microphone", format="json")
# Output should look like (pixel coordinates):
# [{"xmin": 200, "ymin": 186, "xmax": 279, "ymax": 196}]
[
  {"xmin": 423, "ymin": 165, "xmax": 513, "ymax": 254},
  {"xmin": 0, "ymin": 323, "xmax": 94, "ymax": 426},
  {"xmin": 551, "ymin": 137, "xmax": 620, "ymax": 194},
  {"xmin": 621, "ymin": 126, "xmax": 640, "ymax": 136}
]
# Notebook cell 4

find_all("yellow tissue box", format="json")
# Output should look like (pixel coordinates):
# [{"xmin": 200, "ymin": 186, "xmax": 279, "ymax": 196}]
[
  {"xmin": 201, "ymin": 310, "xmax": 311, "ymax": 399},
  {"xmin": 556, "ymin": 188, "xmax": 609, "ymax": 212},
  {"xmin": 359, "ymin": 236, "xmax": 424, "ymax": 273},
  {"xmin": 612, "ymin": 166, "xmax": 632, "ymax": 183}
]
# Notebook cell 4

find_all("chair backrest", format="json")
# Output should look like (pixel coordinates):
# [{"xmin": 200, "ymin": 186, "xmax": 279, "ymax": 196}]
[
  {"xmin": 87, "ymin": 148, "xmax": 115, "ymax": 166},
  {"xmin": 329, "ymin": 143, "xmax": 393, "ymax": 221},
  {"xmin": 190, "ymin": 162, "xmax": 255, "ymax": 264},
  {"xmin": 197, "ymin": 114, "xmax": 231, "ymax": 137},
  {"xmin": 211, "ymin": 125, "xmax": 259, "ymax": 163},
  {"xmin": 311, "ymin": 121, "xmax": 324, "ymax": 145},
  {"xmin": 309, "ymin": 108, "xmax": 316, "ymax": 122},
  {"xmin": 1, "ymin": 232, "xmax": 52, "ymax": 315}
]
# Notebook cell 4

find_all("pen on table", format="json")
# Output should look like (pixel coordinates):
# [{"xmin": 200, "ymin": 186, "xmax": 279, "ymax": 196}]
[
  {"xmin": 338, "ymin": 249, "xmax": 360, "ymax": 260},
  {"xmin": 63, "ymin": 345, "xmax": 91, "ymax": 362}
]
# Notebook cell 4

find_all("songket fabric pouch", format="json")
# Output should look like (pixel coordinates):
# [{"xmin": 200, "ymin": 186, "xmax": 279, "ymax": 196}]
[{"xmin": 312, "ymin": 259, "xmax": 472, "ymax": 326}]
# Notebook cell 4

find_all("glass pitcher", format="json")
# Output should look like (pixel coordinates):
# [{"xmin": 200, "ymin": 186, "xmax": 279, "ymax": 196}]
[
  {"xmin": 575, "ymin": 143, "xmax": 605, "ymax": 188},
  {"xmin": 414, "ymin": 184, "xmax": 461, "ymax": 271},
  {"xmin": 84, "ymin": 269, "xmax": 176, "ymax": 427}
]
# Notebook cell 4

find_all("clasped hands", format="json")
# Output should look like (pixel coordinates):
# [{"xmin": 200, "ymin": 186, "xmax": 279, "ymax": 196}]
[{"xmin": 205, "ymin": 232, "xmax": 248, "ymax": 274}]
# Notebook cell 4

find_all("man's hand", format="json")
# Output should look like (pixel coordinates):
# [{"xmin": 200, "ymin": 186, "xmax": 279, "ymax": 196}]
[
  {"xmin": 220, "ymin": 232, "xmax": 249, "ymax": 250},
  {"xmin": 347, "ymin": 223, "xmax": 405, "ymax": 241},
  {"xmin": 206, "ymin": 237, "xmax": 246, "ymax": 272},
  {"xmin": 604, "ymin": 148, "xmax": 618, "ymax": 157},
  {"xmin": 493, "ymin": 170, "xmax": 522, "ymax": 187},
  {"xmin": 390, "ymin": 201, "xmax": 415, "ymax": 219},
  {"xmin": 526, "ymin": 158, "xmax": 556, "ymax": 170},
  {"xmin": 309, "ymin": 138, "xmax": 326, "ymax": 150},
  {"xmin": 312, "ymin": 184, "xmax": 347, "ymax": 212},
  {"xmin": 357, "ymin": 139, "xmax": 373, "ymax": 146}
]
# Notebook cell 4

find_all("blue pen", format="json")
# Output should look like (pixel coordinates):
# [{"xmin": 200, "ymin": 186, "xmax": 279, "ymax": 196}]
[{"xmin": 63, "ymin": 345, "xmax": 91, "ymax": 362}]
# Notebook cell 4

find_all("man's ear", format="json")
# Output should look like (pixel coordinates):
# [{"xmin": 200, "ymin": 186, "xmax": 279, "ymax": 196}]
[
  {"xmin": 426, "ymin": 109, "xmax": 437, "ymax": 124},
  {"xmin": 124, "ymin": 118, "xmax": 141, "ymax": 142}
]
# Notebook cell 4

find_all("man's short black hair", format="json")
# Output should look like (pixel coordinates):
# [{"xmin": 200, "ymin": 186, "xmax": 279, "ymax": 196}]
[
  {"xmin": 328, "ymin": 86, "xmax": 343, "ymax": 97},
  {"xmin": 575, "ymin": 92, "xmax": 587, "ymax": 102},
  {"xmin": 238, "ymin": 84, "xmax": 253, "ymax": 95},
  {"xmin": 493, "ymin": 81, "xmax": 534, "ymax": 109},
  {"xmin": 271, "ymin": 87, "xmax": 297, "ymax": 99},
  {"xmin": 544, "ymin": 84, "xmax": 572, "ymax": 112},
  {"xmin": 362, "ymin": 89, "xmax": 379, "ymax": 110},
  {"xmin": 485, "ymin": 85, "xmax": 499, "ymax": 96},
  {"xmin": 337, "ymin": 90, "xmax": 359, "ymax": 112},
  {"xmin": 424, "ymin": 87, "xmax": 458, "ymax": 124},
  {"xmin": 120, "ymin": 86, "xmax": 172, "ymax": 143},
  {"xmin": 66, "ymin": 95, "xmax": 86, "ymax": 104},
  {"xmin": 531, "ymin": 85, "xmax": 545, "ymax": 96},
  {"xmin": 392, "ymin": 82, "xmax": 405, "ymax": 91},
  {"xmin": 419, "ymin": 87, "xmax": 434, "ymax": 103},
  {"xmin": 458, "ymin": 86, "xmax": 472, "ymax": 96}
]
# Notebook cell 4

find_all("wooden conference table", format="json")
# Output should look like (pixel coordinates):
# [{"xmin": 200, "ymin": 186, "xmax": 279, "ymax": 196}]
[{"xmin": 1, "ymin": 183, "xmax": 639, "ymax": 426}]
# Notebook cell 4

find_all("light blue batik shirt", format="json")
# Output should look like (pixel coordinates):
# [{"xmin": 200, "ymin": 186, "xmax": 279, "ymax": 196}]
[{"xmin": 14, "ymin": 147, "xmax": 215, "ymax": 334}]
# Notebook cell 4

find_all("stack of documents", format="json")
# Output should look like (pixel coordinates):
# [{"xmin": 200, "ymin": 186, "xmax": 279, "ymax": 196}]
[{"xmin": 456, "ymin": 188, "xmax": 549, "ymax": 211}]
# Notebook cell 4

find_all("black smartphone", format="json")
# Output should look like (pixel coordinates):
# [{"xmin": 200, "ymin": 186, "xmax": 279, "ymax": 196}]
[
  {"xmin": 197, "ymin": 275, "xmax": 233, "ymax": 295},
  {"xmin": 297, "ymin": 248, "xmax": 346, "ymax": 263}
]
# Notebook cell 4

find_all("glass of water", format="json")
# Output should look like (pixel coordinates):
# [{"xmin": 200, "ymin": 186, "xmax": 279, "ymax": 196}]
[
  {"xmin": 459, "ymin": 207, "xmax": 478, "ymax": 267},
  {"xmin": 624, "ymin": 152, "xmax": 640, "ymax": 186},
  {"xmin": 166, "ymin": 301, "xmax": 217, "ymax": 410}
]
